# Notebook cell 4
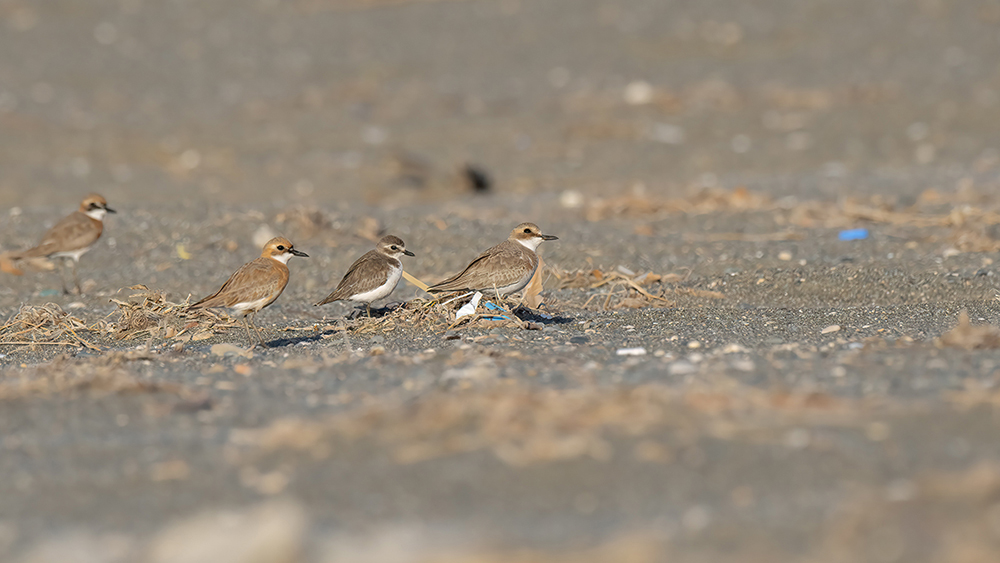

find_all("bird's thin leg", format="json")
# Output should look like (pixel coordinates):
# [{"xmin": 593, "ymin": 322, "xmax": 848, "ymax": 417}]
[
  {"xmin": 243, "ymin": 316, "xmax": 255, "ymax": 347},
  {"xmin": 58, "ymin": 259, "xmax": 70, "ymax": 295},
  {"xmin": 249, "ymin": 312, "xmax": 266, "ymax": 347},
  {"xmin": 70, "ymin": 259, "xmax": 82, "ymax": 295},
  {"xmin": 366, "ymin": 303, "xmax": 372, "ymax": 318}
]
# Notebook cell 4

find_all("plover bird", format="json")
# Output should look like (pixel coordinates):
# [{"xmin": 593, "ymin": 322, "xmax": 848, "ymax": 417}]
[
  {"xmin": 315, "ymin": 235, "xmax": 415, "ymax": 317},
  {"xmin": 188, "ymin": 236, "xmax": 308, "ymax": 347},
  {"xmin": 1, "ymin": 193, "xmax": 116, "ymax": 294},
  {"xmin": 428, "ymin": 222, "xmax": 557, "ymax": 298}
]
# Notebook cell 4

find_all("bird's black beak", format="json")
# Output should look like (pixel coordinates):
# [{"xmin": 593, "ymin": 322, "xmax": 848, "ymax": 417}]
[
  {"xmin": 291, "ymin": 249, "xmax": 309, "ymax": 257},
  {"xmin": 541, "ymin": 234, "xmax": 558, "ymax": 241},
  {"xmin": 404, "ymin": 250, "xmax": 415, "ymax": 256},
  {"xmin": 104, "ymin": 206, "xmax": 117, "ymax": 214}
]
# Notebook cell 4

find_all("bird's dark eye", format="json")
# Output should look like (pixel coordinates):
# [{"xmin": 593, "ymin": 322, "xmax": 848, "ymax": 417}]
[
  {"xmin": 391, "ymin": 246, "xmax": 398, "ymax": 251},
  {"xmin": 277, "ymin": 245, "xmax": 285, "ymax": 251},
  {"xmin": 523, "ymin": 228, "xmax": 531, "ymax": 233}
]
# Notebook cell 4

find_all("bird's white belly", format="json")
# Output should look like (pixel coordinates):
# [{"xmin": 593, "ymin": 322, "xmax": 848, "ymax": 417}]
[
  {"xmin": 350, "ymin": 267, "xmax": 401, "ymax": 303},
  {"xmin": 231, "ymin": 297, "xmax": 271, "ymax": 315},
  {"xmin": 50, "ymin": 247, "xmax": 91, "ymax": 262},
  {"xmin": 494, "ymin": 264, "xmax": 536, "ymax": 296}
]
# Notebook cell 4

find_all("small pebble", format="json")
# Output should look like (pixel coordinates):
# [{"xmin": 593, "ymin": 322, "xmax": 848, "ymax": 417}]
[
  {"xmin": 821, "ymin": 324, "xmax": 841, "ymax": 334},
  {"xmin": 623, "ymin": 80, "xmax": 654, "ymax": 105},
  {"xmin": 616, "ymin": 347, "xmax": 647, "ymax": 356},
  {"xmin": 668, "ymin": 360, "xmax": 697, "ymax": 375}
]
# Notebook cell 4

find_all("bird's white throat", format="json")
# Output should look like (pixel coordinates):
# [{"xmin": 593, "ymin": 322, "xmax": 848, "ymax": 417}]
[
  {"xmin": 272, "ymin": 252, "xmax": 292, "ymax": 264},
  {"xmin": 84, "ymin": 208, "xmax": 107, "ymax": 221},
  {"xmin": 515, "ymin": 236, "xmax": 543, "ymax": 251}
]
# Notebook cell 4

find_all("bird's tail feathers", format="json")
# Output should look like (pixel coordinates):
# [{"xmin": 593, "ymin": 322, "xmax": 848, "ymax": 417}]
[{"xmin": 0, "ymin": 252, "xmax": 23, "ymax": 275}]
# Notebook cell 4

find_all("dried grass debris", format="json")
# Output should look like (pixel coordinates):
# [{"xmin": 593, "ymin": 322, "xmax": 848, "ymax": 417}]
[
  {"xmin": 0, "ymin": 303, "xmax": 99, "ymax": 350},
  {"xmin": 347, "ymin": 298, "xmax": 452, "ymax": 336},
  {"xmin": 341, "ymin": 293, "xmax": 542, "ymax": 337},
  {"xmin": 110, "ymin": 285, "xmax": 237, "ymax": 341},
  {"xmin": 548, "ymin": 267, "xmax": 688, "ymax": 310},
  {"xmin": 549, "ymin": 267, "xmax": 676, "ymax": 291}
]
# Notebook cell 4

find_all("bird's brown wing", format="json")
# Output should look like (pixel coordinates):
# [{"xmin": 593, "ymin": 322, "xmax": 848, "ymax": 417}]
[
  {"xmin": 316, "ymin": 250, "xmax": 390, "ymax": 304},
  {"xmin": 428, "ymin": 242, "xmax": 534, "ymax": 292},
  {"xmin": 12, "ymin": 212, "xmax": 102, "ymax": 259},
  {"xmin": 190, "ymin": 258, "xmax": 288, "ymax": 309}
]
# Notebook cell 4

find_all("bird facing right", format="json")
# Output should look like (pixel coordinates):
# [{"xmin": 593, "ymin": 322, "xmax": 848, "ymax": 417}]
[
  {"xmin": 1, "ymin": 193, "xmax": 116, "ymax": 294},
  {"xmin": 427, "ymin": 222, "xmax": 557, "ymax": 298},
  {"xmin": 188, "ymin": 236, "xmax": 308, "ymax": 347},
  {"xmin": 315, "ymin": 235, "xmax": 415, "ymax": 317}
]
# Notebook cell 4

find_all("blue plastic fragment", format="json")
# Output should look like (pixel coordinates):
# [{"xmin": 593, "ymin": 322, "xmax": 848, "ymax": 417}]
[
  {"xmin": 38, "ymin": 289, "xmax": 60, "ymax": 297},
  {"xmin": 838, "ymin": 228, "xmax": 869, "ymax": 241},
  {"xmin": 482, "ymin": 301, "xmax": 512, "ymax": 320}
]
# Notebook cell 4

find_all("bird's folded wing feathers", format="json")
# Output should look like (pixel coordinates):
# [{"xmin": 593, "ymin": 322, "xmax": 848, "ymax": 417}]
[
  {"xmin": 319, "ymin": 251, "xmax": 387, "ymax": 303},
  {"xmin": 36, "ymin": 213, "xmax": 101, "ymax": 256},
  {"xmin": 192, "ymin": 259, "xmax": 285, "ymax": 308},
  {"xmin": 429, "ymin": 244, "xmax": 532, "ymax": 291}
]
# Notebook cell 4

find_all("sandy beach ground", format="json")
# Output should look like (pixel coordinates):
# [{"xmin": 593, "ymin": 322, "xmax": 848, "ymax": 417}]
[{"xmin": 4, "ymin": 0, "xmax": 1000, "ymax": 561}]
